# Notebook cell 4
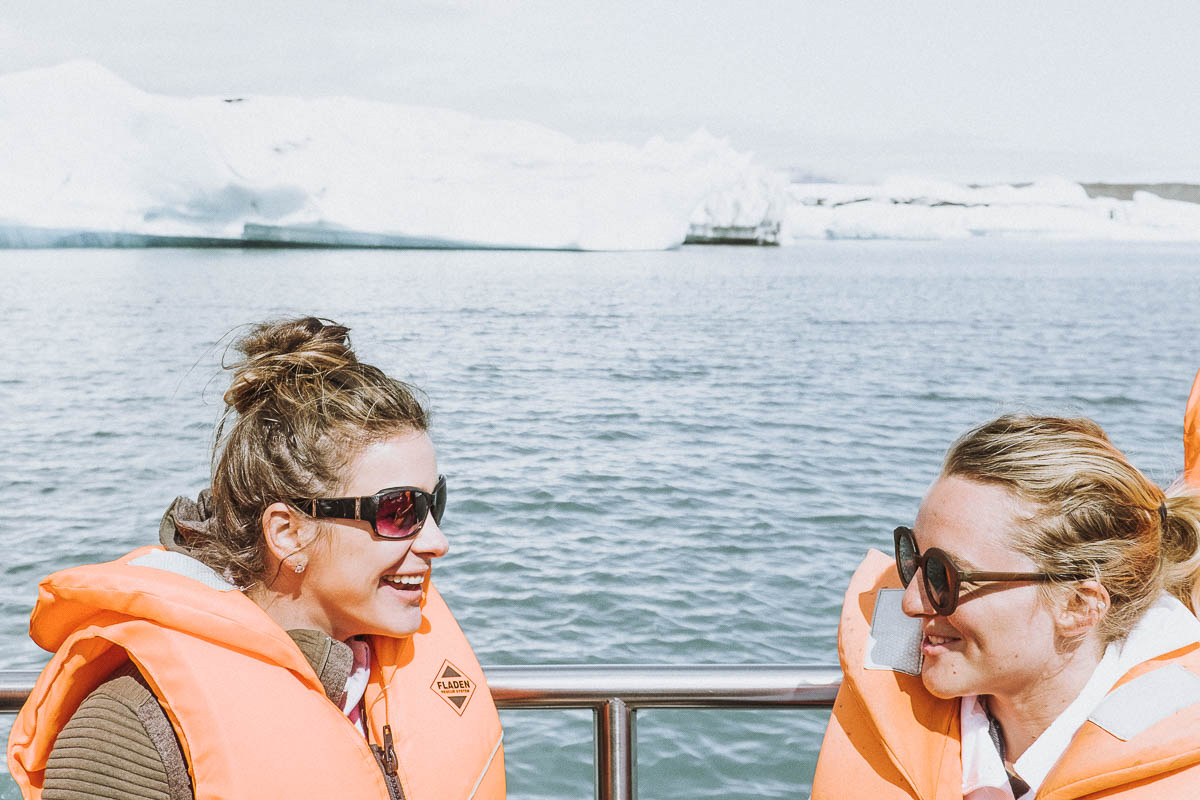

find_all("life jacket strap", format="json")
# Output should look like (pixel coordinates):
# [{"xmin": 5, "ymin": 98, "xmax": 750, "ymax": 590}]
[{"xmin": 129, "ymin": 550, "xmax": 238, "ymax": 592}]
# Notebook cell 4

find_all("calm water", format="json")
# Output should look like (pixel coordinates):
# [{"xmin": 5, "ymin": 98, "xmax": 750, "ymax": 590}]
[{"xmin": 2, "ymin": 240, "xmax": 1200, "ymax": 798}]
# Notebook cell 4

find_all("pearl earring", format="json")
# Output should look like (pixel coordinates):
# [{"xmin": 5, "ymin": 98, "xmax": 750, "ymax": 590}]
[{"xmin": 293, "ymin": 560, "xmax": 307, "ymax": 574}]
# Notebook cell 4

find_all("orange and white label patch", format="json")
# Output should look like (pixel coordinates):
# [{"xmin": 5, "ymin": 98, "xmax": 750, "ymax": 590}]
[{"xmin": 430, "ymin": 659, "xmax": 476, "ymax": 715}]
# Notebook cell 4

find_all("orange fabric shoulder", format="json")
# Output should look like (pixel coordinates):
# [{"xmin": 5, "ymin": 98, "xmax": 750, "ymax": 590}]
[
  {"xmin": 1185, "ymin": 369, "xmax": 1200, "ymax": 487},
  {"xmin": 1040, "ymin": 642, "xmax": 1200, "ymax": 800},
  {"xmin": 7, "ymin": 547, "xmax": 504, "ymax": 800},
  {"xmin": 812, "ymin": 550, "xmax": 961, "ymax": 800},
  {"xmin": 813, "ymin": 551, "xmax": 1200, "ymax": 800}
]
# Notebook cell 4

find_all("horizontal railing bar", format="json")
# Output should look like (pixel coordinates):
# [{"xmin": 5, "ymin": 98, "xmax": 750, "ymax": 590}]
[
  {"xmin": 0, "ymin": 665, "xmax": 842, "ymax": 714},
  {"xmin": 486, "ymin": 664, "xmax": 841, "ymax": 709},
  {"xmin": 2, "ymin": 671, "xmax": 41, "ymax": 713}
]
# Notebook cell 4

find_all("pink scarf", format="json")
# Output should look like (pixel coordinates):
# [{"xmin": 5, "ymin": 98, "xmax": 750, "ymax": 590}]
[{"xmin": 340, "ymin": 638, "xmax": 372, "ymax": 736}]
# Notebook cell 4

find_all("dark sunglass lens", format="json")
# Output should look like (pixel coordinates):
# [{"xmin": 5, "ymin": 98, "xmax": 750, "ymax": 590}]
[
  {"xmin": 432, "ymin": 480, "xmax": 446, "ymax": 525},
  {"xmin": 924, "ymin": 553, "xmax": 951, "ymax": 608},
  {"xmin": 377, "ymin": 490, "xmax": 420, "ymax": 539},
  {"xmin": 895, "ymin": 529, "xmax": 917, "ymax": 585}
]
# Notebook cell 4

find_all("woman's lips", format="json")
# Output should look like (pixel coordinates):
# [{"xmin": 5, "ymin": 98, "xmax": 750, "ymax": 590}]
[
  {"xmin": 380, "ymin": 574, "xmax": 425, "ymax": 595},
  {"xmin": 922, "ymin": 632, "xmax": 961, "ymax": 654}
]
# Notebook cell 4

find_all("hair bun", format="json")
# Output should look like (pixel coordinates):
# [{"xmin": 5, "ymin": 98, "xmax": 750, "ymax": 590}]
[{"xmin": 223, "ymin": 317, "xmax": 358, "ymax": 414}]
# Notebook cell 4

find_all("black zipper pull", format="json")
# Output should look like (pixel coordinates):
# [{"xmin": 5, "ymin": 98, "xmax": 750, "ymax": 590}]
[{"xmin": 382, "ymin": 723, "xmax": 399, "ymax": 776}]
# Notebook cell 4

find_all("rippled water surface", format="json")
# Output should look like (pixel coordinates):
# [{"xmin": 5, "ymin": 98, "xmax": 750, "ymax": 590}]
[{"xmin": 2, "ymin": 240, "xmax": 1200, "ymax": 798}]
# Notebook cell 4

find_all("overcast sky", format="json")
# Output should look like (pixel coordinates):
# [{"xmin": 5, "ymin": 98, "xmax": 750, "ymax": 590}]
[{"xmin": 3, "ymin": 1, "xmax": 1197, "ymax": 181}]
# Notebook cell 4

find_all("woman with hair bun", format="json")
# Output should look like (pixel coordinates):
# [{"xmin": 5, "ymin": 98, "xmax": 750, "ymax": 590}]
[
  {"xmin": 814, "ymin": 412, "xmax": 1200, "ymax": 799},
  {"xmin": 8, "ymin": 317, "xmax": 505, "ymax": 800}
]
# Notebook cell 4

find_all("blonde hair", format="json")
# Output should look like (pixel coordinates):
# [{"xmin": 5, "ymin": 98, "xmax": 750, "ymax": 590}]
[
  {"xmin": 943, "ymin": 414, "xmax": 1200, "ymax": 643},
  {"xmin": 204, "ymin": 317, "xmax": 428, "ymax": 587}
]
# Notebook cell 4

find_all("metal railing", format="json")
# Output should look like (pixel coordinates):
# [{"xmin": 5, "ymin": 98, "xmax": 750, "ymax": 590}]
[
  {"xmin": 0, "ymin": 672, "xmax": 39, "ymax": 713},
  {"xmin": 2, "ymin": 665, "xmax": 842, "ymax": 800}
]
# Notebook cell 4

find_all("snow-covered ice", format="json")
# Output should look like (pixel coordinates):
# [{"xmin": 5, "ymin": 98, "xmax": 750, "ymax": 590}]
[
  {"xmin": 783, "ymin": 177, "xmax": 1200, "ymax": 242},
  {"xmin": 0, "ymin": 61, "xmax": 780, "ymax": 250},
  {"xmin": 1, "ymin": 62, "xmax": 1197, "ymax": 249}
]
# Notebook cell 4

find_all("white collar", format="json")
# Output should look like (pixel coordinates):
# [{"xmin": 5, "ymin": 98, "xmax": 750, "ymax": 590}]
[{"xmin": 962, "ymin": 593, "xmax": 1200, "ymax": 799}]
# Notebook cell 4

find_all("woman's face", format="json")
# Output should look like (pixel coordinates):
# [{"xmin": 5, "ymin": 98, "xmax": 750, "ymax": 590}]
[
  {"xmin": 298, "ymin": 429, "xmax": 449, "ymax": 641},
  {"xmin": 901, "ymin": 475, "xmax": 1064, "ymax": 702}
]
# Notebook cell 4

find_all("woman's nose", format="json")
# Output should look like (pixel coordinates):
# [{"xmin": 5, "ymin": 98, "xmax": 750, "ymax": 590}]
[
  {"xmin": 900, "ymin": 568, "xmax": 934, "ymax": 617},
  {"xmin": 412, "ymin": 515, "xmax": 449, "ymax": 558}
]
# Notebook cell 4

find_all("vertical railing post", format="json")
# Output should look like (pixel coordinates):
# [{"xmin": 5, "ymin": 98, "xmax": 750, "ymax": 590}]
[{"xmin": 594, "ymin": 697, "xmax": 636, "ymax": 800}]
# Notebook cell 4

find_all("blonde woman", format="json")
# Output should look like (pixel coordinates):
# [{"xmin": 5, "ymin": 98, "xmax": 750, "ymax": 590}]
[{"xmin": 814, "ymin": 413, "xmax": 1200, "ymax": 799}]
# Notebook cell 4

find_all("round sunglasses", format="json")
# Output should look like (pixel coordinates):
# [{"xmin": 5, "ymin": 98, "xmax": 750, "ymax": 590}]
[
  {"xmin": 893, "ymin": 526, "xmax": 1084, "ymax": 615},
  {"xmin": 291, "ymin": 475, "xmax": 447, "ymax": 540}
]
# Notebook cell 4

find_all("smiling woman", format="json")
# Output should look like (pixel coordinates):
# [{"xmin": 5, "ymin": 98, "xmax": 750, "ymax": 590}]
[
  {"xmin": 813, "ymin": 412, "xmax": 1200, "ymax": 799},
  {"xmin": 5, "ymin": 317, "xmax": 505, "ymax": 800}
]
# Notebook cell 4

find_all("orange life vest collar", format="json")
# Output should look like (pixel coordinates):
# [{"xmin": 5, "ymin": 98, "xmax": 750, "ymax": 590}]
[
  {"xmin": 8, "ymin": 546, "xmax": 505, "ymax": 800},
  {"xmin": 1185, "ymin": 368, "xmax": 1200, "ymax": 487},
  {"xmin": 814, "ymin": 551, "xmax": 1200, "ymax": 799}
]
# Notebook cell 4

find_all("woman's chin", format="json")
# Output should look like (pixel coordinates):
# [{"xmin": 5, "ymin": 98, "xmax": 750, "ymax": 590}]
[
  {"xmin": 352, "ymin": 605, "xmax": 424, "ymax": 640},
  {"xmin": 378, "ymin": 613, "xmax": 423, "ymax": 639},
  {"xmin": 920, "ymin": 665, "xmax": 970, "ymax": 699}
]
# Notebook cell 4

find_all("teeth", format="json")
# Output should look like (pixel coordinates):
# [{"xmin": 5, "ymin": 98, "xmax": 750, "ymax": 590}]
[
  {"xmin": 927, "ymin": 634, "xmax": 955, "ymax": 645},
  {"xmin": 383, "ymin": 575, "xmax": 424, "ymax": 586}
]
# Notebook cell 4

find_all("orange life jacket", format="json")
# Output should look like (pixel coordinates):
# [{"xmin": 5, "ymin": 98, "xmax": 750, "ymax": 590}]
[
  {"xmin": 1185, "ymin": 368, "xmax": 1200, "ymax": 487},
  {"xmin": 812, "ymin": 551, "xmax": 1200, "ymax": 800},
  {"xmin": 7, "ymin": 546, "xmax": 505, "ymax": 800}
]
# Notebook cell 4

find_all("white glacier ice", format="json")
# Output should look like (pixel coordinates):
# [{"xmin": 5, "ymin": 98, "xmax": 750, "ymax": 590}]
[
  {"xmin": 0, "ymin": 61, "xmax": 782, "ymax": 250},
  {"xmin": 1, "ymin": 61, "xmax": 1197, "ymax": 250},
  {"xmin": 782, "ymin": 177, "xmax": 1200, "ymax": 242}
]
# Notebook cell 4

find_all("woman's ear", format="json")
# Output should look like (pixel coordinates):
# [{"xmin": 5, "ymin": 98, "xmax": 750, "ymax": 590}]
[
  {"xmin": 261, "ymin": 502, "xmax": 311, "ymax": 572},
  {"xmin": 1058, "ymin": 579, "xmax": 1110, "ymax": 639}
]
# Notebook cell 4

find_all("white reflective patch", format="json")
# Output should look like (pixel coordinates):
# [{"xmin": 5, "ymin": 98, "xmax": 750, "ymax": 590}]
[
  {"xmin": 129, "ymin": 550, "xmax": 238, "ymax": 592},
  {"xmin": 864, "ymin": 588, "xmax": 924, "ymax": 676},
  {"xmin": 1088, "ymin": 664, "xmax": 1200, "ymax": 741}
]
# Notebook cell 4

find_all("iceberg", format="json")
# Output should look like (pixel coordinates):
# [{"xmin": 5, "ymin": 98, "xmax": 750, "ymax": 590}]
[
  {"xmin": 1, "ymin": 61, "xmax": 1196, "ymax": 249},
  {"xmin": 0, "ymin": 61, "xmax": 785, "ymax": 251},
  {"xmin": 781, "ymin": 177, "xmax": 1200, "ymax": 242}
]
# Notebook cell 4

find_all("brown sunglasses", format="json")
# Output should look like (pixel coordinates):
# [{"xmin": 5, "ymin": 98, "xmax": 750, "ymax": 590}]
[{"xmin": 893, "ymin": 526, "xmax": 1087, "ymax": 615}]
